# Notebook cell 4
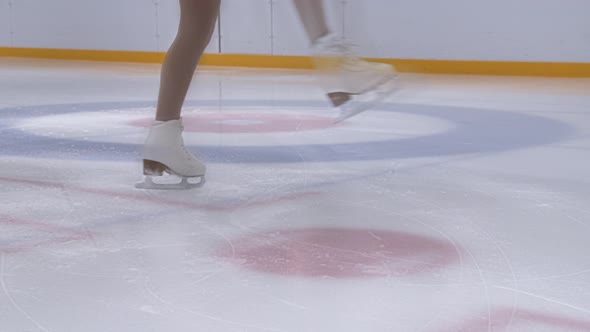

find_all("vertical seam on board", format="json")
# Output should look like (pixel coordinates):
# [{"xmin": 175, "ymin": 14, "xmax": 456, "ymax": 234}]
[
  {"xmin": 340, "ymin": 0, "xmax": 346, "ymax": 39},
  {"xmin": 217, "ymin": 1, "xmax": 222, "ymax": 53},
  {"xmin": 154, "ymin": 0, "xmax": 160, "ymax": 51},
  {"xmin": 8, "ymin": 0, "xmax": 14, "ymax": 46},
  {"xmin": 269, "ymin": 0, "xmax": 274, "ymax": 55}
]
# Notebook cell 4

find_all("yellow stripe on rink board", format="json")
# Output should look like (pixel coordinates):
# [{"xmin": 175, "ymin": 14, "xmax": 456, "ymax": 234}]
[
  {"xmin": 384, "ymin": 59, "xmax": 590, "ymax": 78},
  {"xmin": 201, "ymin": 53, "xmax": 315, "ymax": 69},
  {"xmin": 0, "ymin": 47, "xmax": 166, "ymax": 63},
  {"xmin": 1, "ymin": 47, "xmax": 589, "ymax": 77}
]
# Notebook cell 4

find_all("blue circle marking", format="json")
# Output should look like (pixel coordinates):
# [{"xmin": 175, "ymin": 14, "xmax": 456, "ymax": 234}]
[{"xmin": 0, "ymin": 99, "xmax": 572, "ymax": 163}]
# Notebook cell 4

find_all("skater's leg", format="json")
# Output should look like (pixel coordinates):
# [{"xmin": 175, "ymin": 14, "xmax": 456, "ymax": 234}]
[
  {"xmin": 138, "ymin": 0, "xmax": 218, "ymax": 189},
  {"xmin": 292, "ymin": 0, "xmax": 398, "ymax": 122},
  {"xmin": 156, "ymin": 0, "xmax": 220, "ymax": 121},
  {"xmin": 291, "ymin": 0, "xmax": 330, "ymax": 44}
]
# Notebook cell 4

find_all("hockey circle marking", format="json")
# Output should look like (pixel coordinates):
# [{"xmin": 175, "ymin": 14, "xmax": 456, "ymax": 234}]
[
  {"xmin": 0, "ymin": 99, "xmax": 572, "ymax": 163},
  {"xmin": 215, "ymin": 227, "xmax": 460, "ymax": 279}
]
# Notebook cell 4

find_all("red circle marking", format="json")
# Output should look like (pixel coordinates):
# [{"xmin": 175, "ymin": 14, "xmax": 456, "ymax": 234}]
[
  {"xmin": 216, "ymin": 228, "xmax": 459, "ymax": 279},
  {"xmin": 128, "ymin": 113, "xmax": 340, "ymax": 133}
]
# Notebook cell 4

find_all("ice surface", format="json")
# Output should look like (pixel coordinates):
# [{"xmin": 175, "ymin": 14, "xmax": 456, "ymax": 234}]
[{"xmin": 1, "ymin": 58, "xmax": 589, "ymax": 331}]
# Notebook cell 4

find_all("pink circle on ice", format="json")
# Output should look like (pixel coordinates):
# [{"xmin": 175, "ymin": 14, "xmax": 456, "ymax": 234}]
[
  {"xmin": 216, "ymin": 228, "xmax": 459, "ymax": 279},
  {"xmin": 128, "ymin": 113, "xmax": 339, "ymax": 133}
]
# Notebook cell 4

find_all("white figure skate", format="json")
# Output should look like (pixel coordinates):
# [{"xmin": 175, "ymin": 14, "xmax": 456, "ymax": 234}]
[
  {"xmin": 135, "ymin": 119, "xmax": 206, "ymax": 190},
  {"xmin": 312, "ymin": 34, "xmax": 399, "ymax": 122}
]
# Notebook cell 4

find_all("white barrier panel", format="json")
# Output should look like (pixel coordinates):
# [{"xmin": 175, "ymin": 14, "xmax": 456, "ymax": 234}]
[
  {"xmin": 219, "ymin": 0, "xmax": 272, "ymax": 54},
  {"xmin": 342, "ymin": 0, "xmax": 590, "ymax": 62},
  {"xmin": 10, "ymin": 0, "xmax": 157, "ymax": 51},
  {"xmin": 2, "ymin": 0, "xmax": 590, "ymax": 62},
  {"xmin": 1, "ymin": 0, "xmax": 13, "ymax": 47}
]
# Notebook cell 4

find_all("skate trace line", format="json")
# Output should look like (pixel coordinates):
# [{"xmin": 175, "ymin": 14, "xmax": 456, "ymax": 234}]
[{"xmin": 439, "ymin": 307, "xmax": 590, "ymax": 332}]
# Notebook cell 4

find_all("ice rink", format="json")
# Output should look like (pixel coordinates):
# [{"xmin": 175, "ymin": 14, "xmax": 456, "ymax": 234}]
[{"xmin": 1, "ymin": 58, "xmax": 589, "ymax": 331}]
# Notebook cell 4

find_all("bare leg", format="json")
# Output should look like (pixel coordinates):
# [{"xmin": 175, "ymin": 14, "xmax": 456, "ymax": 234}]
[
  {"xmin": 155, "ymin": 0, "xmax": 220, "ymax": 121},
  {"xmin": 138, "ymin": 0, "xmax": 219, "ymax": 189},
  {"xmin": 292, "ymin": 0, "xmax": 330, "ymax": 44}
]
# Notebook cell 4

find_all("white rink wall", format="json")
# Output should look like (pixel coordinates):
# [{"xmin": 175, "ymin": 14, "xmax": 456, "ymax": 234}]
[{"xmin": 1, "ymin": 0, "xmax": 589, "ymax": 62}]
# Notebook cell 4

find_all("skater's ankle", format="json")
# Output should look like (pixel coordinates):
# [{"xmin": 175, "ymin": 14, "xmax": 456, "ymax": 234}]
[{"xmin": 155, "ymin": 116, "xmax": 181, "ymax": 122}]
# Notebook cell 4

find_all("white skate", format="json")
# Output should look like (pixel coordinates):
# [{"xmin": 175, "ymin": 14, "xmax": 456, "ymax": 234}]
[
  {"xmin": 312, "ymin": 34, "xmax": 399, "ymax": 122},
  {"xmin": 135, "ymin": 119, "xmax": 206, "ymax": 190}
]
